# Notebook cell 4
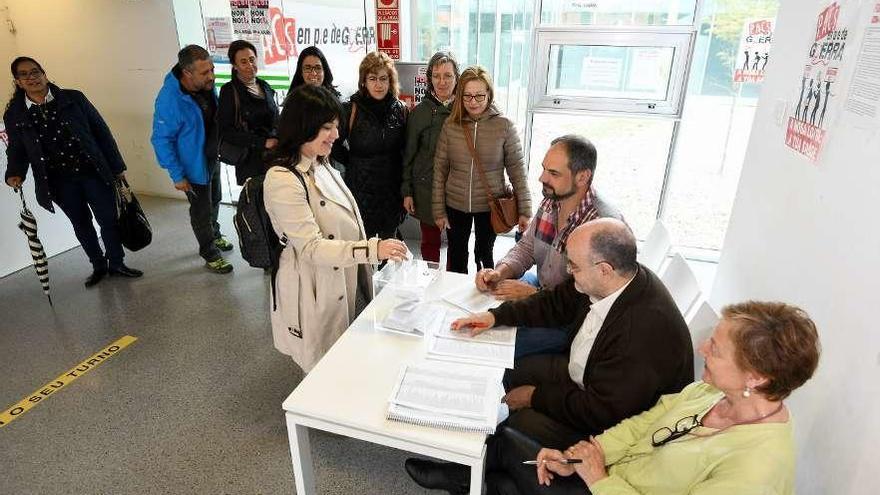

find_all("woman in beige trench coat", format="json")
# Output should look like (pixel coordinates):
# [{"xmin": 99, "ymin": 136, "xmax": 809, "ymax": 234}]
[{"xmin": 263, "ymin": 85, "xmax": 408, "ymax": 373}]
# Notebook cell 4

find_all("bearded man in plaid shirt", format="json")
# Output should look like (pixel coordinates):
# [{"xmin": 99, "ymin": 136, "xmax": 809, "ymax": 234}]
[{"xmin": 474, "ymin": 135, "xmax": 624, "ymax": 358}]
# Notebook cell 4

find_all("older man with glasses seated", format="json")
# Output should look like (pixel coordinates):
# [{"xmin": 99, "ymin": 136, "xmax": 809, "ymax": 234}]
[
  {"xmin": 484, "ymin": 300, "xmax": 821, "ymax": 495},
  {"xmin": 404, "ymin": 218, "xmax": 693, "ymax": 494}
]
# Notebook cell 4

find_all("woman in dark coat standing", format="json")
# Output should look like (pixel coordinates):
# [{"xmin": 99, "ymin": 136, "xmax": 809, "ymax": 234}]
[
  {"xmin": 401, "ymin": 51, "xmax": 459, "ymax": 263},
  {"xmin": 3, "ymin": 57, "xmax": 142, "ymax": 287},
  {"xmin": 332, "ymin": 51, "xmax": 407, "ymax": 239},
  {"xmin": 217, "ymin": 39, "xmax": 279, "ymax": 185}
]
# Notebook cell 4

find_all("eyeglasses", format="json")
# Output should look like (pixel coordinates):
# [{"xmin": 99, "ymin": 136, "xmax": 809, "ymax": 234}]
[
  {"xmin": 367, "ymin": 75, "xmax": 389, "ymax": 84},
  {"xmin": 651, "ymin": 414, "xmax": 701, "ymax": 447},
  {"xmin": 462, "ymin": 93, "xmax": 487, "ymax": 102},
  {"xmin": 565, "ymin": 259, "xmax": 615, "ymax": 274},
  {"xmin": 302, "ymin": 65, "xmax": 324, "ymax": 74},
  {"xmin": 15, "ymin": 68, "xmax": 43, "ymax": 80}
]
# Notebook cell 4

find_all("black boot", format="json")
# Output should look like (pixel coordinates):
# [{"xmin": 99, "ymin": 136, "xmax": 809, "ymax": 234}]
[{"xmin": 404, "ymin": 458, "xmax": 470, "ymax": 494}]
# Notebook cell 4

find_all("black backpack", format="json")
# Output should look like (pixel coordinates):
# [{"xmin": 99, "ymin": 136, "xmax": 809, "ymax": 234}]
[
  {"xmin": 233, "ymin": 168, "xmax": 308, "ymax": 307},
  {"xmin": 233, "ymin": 168, "xmax": 309, "ymax": 267}
]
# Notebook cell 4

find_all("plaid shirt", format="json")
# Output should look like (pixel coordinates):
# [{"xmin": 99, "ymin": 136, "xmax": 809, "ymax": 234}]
[{"xmin": 535, "ymin": 187, "xmax": 600, "ymax": 253}]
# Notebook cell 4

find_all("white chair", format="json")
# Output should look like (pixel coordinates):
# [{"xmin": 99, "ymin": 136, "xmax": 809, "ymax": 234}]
[
  {"xmin": 638, "ymin": 221, "xmax": 672, "ymax": 274},
  {"xmin": 660, "ymin": 253, "xmax": 701, "ymax": 316},
  {"xmin": 687, "ymin": 300, "xmax": 720, "ymax": 378}
]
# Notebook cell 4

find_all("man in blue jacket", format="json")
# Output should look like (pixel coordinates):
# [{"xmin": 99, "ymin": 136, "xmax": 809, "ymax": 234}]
[{"xmin": 151, "ymin": 45, "xmax": 233, "ymax": 274}]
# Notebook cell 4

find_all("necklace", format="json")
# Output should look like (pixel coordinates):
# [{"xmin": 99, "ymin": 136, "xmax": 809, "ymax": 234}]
[{"xmin": 696, "ymin": 399, "xmax": 785, "ymax": 438}]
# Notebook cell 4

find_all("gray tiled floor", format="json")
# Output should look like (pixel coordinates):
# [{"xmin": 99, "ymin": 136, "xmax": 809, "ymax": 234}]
[{"xmin": 0, "ymin": 195, "xmax": 435, "ymax": 495}]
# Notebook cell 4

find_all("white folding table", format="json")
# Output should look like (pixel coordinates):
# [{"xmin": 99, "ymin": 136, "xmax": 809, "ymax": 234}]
[{"xmin": 282, "ymin": 271, "xmax": 489, "ymax": 495}]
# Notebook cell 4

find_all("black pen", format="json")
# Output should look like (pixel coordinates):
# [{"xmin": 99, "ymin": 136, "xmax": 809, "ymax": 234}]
[{"xmin": 522, "ymin": 458, "xmax": 582, "ymax": 465}]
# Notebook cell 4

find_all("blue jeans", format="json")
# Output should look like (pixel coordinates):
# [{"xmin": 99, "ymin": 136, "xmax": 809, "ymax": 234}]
[{"xmin": 513, "ymin": 271, "xmax": 570, "ymax": 359}]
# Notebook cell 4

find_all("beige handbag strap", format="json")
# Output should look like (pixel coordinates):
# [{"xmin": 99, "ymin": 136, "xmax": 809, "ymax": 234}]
[{"xmin": 462, "ymin": 122, "xmax": 496, "ymax": 202}]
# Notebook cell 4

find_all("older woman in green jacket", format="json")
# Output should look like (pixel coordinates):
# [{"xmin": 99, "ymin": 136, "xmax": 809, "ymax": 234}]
[
  {"xmin": 488, "ymin": 301, "xmax": 821, "ymax": 495},
  {"xmin": 401, "ymin": 51, "xmax": 459, "ymax": 263}
]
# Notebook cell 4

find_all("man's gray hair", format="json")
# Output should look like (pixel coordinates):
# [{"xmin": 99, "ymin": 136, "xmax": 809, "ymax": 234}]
[
  {"xmin": 178, "ymin": 45, "xmax": 210, "ymax": 71},
  {"xmin": 590, "ymin": 223, "xmax": 638, "ymax": 275},
  {"xmin": 550, "ymin": 134, "xmax": 597, "ymax": 175}
]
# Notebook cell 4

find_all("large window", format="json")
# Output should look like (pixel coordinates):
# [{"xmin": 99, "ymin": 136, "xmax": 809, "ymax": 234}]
[
  {"xmin": 540, "ymin": 0, "xmax": 698, "ymax": 26},
  {"xmin": 660, "ymin": 0, "xmax": 779, "ymax": 251},
  {"xmin": 526, "ymin": 0, "xmax": 778, "ymax": 254},
  {"xmin": 413, "ymin": 0, "xmax": 533, "ymax": 130}
]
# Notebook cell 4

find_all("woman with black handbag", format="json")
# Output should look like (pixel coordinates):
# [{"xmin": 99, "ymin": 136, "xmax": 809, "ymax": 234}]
[
  {"xmin": 217, "ymin": 39, "xmax": 279, "ymax": 185},
  {"xmin": 432, "ymin": 66, "xmax": 532, "ymax": 274},
  {"xmin": 4, "ymin": 56, "xmax": 142, "ymax": 288}
]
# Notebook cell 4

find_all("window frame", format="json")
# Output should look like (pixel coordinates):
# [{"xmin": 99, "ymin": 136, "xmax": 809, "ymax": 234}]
[{"xmin": 531, "ymin": 26, "xmax": 695, "ymax": 117}]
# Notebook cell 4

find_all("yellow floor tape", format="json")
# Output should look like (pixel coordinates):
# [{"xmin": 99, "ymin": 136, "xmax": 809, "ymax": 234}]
[{"xmin": 0, "ymin": 335, "xmax": 137, "ymax": 428}]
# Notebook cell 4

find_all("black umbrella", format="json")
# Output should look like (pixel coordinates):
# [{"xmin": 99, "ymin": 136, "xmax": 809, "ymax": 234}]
[{"xmin": 15, "ymin": 187, "xmax": 52, "ymax": 306}]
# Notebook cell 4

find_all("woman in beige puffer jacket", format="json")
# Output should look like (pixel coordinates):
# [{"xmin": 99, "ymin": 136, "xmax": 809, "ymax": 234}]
[{"xmin": 432, "ymin": 66, "xmax": 531, "ymax": 273}]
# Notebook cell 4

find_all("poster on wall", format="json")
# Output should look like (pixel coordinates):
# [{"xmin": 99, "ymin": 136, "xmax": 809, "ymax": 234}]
[
  {"xmin": 733, "ymin": 18, "xmax": 775, "ymax": 83},
  {"xmin": 230, "ymin": 0, "xmax": 251, "ymax": 35},
  {"xmin": 784, "ymin": 1, "xmax": 858, "ymax": 162},
  {"xmin": 843, "ymin": 0, "xmax": 880, "ymax": 127},
  {"xmin": 206, "ymin": 17, "xmax": 234, "ymax": 60},
  {"xmin": 397, "ymin": 62, "xmax": 427, "ymax": 109},
  {"xmin": 376, "ymin": 0, "xmax": 400, "ymax": 60},
  {"xmin": 249, "ymin": 0, "xmax": 271, "ymax": 36}
]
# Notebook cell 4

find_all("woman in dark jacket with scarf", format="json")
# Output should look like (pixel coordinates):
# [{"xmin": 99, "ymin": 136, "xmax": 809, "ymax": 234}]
[
  {"xmin": 402, "ymin": 51, "xmax": 459, "ymax": 263},
  {"xmin": 332, "ymin": 51, "xmax": 407, "ymax": 239},
  {"xmin": 217, "ymin": 39, "xmax": 279, "ymax": 185},
  {"xmin": 4, "ymin": 56, "xmax": 142, "ymax": 287}
]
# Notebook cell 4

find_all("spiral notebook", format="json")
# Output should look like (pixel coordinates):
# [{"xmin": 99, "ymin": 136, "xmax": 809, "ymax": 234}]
[{"xmin": 386, "ymin": 362, "xmax": 504, "ymax": 434}]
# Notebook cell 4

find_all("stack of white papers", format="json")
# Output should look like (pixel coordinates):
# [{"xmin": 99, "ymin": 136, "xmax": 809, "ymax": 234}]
[
  {"xmin": 441, "ymin": 286, "xmax": 500, "ymax": 313},
  {"xmin": 425, "ymin": 309, "xmax": 517, "ymax": 368},
  {"xmin": 387, "ymin": 362, "xmax": 504, "ymax": 434}
]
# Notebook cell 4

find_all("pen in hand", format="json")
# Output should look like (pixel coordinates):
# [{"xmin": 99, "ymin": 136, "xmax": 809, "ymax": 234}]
[{"xmin": 522, "ymin": 458, "xmax": 582, "ymax": 465}]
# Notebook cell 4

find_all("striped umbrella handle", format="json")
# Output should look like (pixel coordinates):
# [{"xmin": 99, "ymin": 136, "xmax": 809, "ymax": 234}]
[{"xmin": 13, "ymin": 186, "xmax": 29, "ymax": 210}]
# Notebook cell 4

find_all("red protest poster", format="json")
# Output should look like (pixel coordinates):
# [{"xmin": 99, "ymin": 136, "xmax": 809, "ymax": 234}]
[{"xmin": 784, "ymin": 1, "xmax": 857, "ymax": 162}]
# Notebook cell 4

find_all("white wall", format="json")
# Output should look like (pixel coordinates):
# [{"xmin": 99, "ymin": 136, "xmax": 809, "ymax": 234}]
[
  {"xmin": 0, "ymin": 0, "xmax": 186, "ymax": 277},
  {"xmin": 6, "ymin": 0, "xmax": 183, "ymax": 197},
  {"xmin": 711, "ymin": 0, "xmax": 879, "ymax": 493}
]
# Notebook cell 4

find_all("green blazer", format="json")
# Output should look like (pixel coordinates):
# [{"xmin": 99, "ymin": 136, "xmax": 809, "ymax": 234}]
[{"xmin": 401, "ymin": 93, "xmax": 451, "ymax": 224}]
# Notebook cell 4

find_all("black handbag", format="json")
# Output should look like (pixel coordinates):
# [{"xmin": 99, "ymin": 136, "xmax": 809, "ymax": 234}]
[
  {"xmin": 217, "ymin": 85, "xmax": 250, "ymax": 166},
  {"xmin": 115, "ymin": 178, "xmax": 152, "ymax": 251}
]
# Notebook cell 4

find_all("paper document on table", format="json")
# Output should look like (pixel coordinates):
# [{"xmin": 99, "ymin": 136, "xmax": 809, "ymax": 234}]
[
  {"xmin": 386, "ymin": 362, "xmax": 504, "ymax": 433},
  {"xmin": 441, "ymin": 286, "xmax": 499, "ymax": 313},
  {"xmin": 424, "ymin": 308, "xmax": 516, "ymax": 368},
  {"xmin": 427, "ymin": 337, "xmax": 515, "ymax": 368},
  {"xmin": 435, "ymin": 323, "xmax": 517, "ymax": 346},
  {"xmin": 378, "ymin": 299, "xmax": 437, "ymax": 336}
]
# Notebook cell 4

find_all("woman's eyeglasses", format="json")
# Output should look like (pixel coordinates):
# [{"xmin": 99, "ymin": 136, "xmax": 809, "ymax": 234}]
[
  {"xmin": 651, "ymin": 414, "xmax": 701, "ymax": 447},
  {"xmin": 16, "ymin": 69, "xmax": 43, "ymax": 80},
  {"xmin": 462, "ymin": 93, "xmax": 487, "ymax": 102},
  {"xmin": 302, "ymin": 65, "xmax": 324, "ymax": 74}
]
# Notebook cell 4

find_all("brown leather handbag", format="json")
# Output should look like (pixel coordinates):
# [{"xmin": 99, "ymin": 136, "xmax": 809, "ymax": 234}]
[{"xmin": 462, "ymin": 123, "xmax": 518, "ymax": 234}]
